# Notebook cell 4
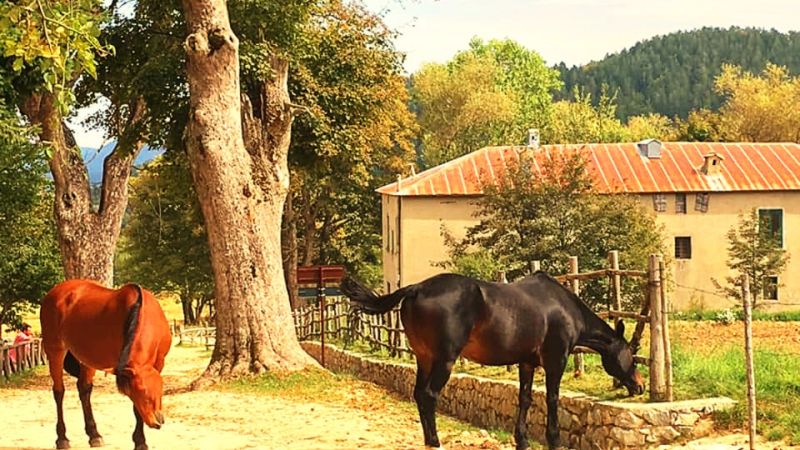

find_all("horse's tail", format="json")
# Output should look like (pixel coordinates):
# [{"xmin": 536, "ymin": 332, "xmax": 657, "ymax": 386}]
[
  {"xmin": 63, "ymin": 351, "xmax": 81, "ymax": 378},
  {"xmin": 115, "ymin": 284, "xmax": 144, "ymax": 392},
  {"xmin": 340, "ymin": 277, "xmax": 415, "ymax": 315}
]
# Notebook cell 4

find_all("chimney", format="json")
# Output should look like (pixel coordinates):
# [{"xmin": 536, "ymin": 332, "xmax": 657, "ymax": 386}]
[
  {"xmin": 701, "ymin": 152, "xmax": 724, "ymax": 175},
  {"xmin": 637, "ymin": 139, "xmax": 661, "ymax": 159},
  {"xmin": 527, "ymin": 128, "xmax": 540, "ymax": 149}
]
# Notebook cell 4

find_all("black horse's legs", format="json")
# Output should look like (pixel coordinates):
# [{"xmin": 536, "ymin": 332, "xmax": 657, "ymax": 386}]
[
  {"xmin": 413, "ymin": 360, "xmax": 434, "ymax": 445},
  {"xmin": 132, "ymin": 407, "xmax": 147, "ymax": 450},
  {"xmin": 78, "ymin": 366, "xmax": 104, "ymax": 447},
  {"xmin": 515, "ymin": 362, "xmax": 535, "ymax": 450},
  {"xmin": 544, "ymin": 353, "xmax": 568, "ymax": 450},
  {"xmin": 419, "ymin": 359, "xmax": 455, "ymax": 448}
]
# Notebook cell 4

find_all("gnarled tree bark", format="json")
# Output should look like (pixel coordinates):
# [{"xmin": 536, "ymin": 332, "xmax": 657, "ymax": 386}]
[
  {"xmin": 181, "ymin": 0, "xmax": 316, "ymax": 382},
  {"xmin": 19, "ymin": 94, "xmax": 144, "ymax": 286}
]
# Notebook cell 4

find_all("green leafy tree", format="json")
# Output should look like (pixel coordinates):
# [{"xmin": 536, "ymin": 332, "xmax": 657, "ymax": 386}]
[
  {"xmin": 286, "ymin": 0, "xmax": 417, "ymax": 299},
  {"xmin": 116, "ymin": 155, "xmax": 213, "ymax": 325},
  {"xmin": 544, "ymin": 88, "xmax": 676, "ymax": 144},
  {"xmin": 714, "ymin": 63, "xmax": 800, "ymax": 142},
  {"xmin": 1, "ymin": 0, "xmax": 148, "ymax": 285},
  {"xmin": 0, "ymin": 101, "xmax": 61, "ymax": 338},
  {"xmin": 445, "ymin": 150, "xmax": 664, "ymax": 309},
  {"xmin": 411, "ymin": 38, "xmax": 561, "ymax": 167},
  {"xmin": 557, "ymin": 27, "xmax": 800, "ymax": 119},
  {"xmin": 713, "ymin": 209, "xmax": 790, "ymax": 306}
]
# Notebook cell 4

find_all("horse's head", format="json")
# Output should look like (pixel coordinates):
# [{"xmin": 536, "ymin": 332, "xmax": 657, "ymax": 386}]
[
  {"xmin": 117, "ymin": 366, "xmax": 165, "ymax": 429},
  {"xmin": 601, "ymin": 320, "xmax": 645, "ymax": 396}
]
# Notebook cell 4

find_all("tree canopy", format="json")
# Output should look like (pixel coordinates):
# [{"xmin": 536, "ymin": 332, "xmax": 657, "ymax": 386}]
[
  {"xmin": 411, "ymin": 38, "xmax": 561, "ymax": 167},
  {"xmin": 0, "ymin": 101, "xmax": 61, "ymax": 335},
  {"xmin": 557, "ymin": 27, "xmax": 800, "ymax": 120}
]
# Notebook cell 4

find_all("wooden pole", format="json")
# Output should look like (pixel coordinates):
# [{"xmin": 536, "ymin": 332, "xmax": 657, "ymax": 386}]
[
  {"xmin": 659, "ymin": 256, "xmax": 673, "ymax": 402},
  {"xmin": 570, "ymin": 256, "xmax": 585, "ymax": 377},
  {"xmin": 742, "ymin": 274, "xmax": 757, "ymax": 450},
  {"xmin": 649, "ymin": 254, "xmax": 666, "ymax": 401},
  {"xmin": 609, "ymin": 250, "xmax": 621, "ymax": 311},
  {"xmin": 319, "ymin": 269, "xmax": 326, "ymax": 368}
]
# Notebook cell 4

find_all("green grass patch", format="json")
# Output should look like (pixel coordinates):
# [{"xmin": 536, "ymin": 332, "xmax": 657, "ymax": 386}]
[
  {"xmin": 0, "ymin": 365, "xmax": 46, "ymax": 389},
  {"xmin": 672, "ymin": 309, "xmax": 800, "ymax": 322},
  {"xmin": 670, "ymin": 344, "xmax": 800, "ymax": 444}
]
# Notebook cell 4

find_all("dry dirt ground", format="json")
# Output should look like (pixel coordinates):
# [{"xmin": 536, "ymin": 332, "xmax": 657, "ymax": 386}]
[
  {"xmin": 0, "ymin": 345, "xmax": 508, "ymax": 450},
  {"xmin": 1, "ymin": 341, "xmax": 797, "ymax": 450}
]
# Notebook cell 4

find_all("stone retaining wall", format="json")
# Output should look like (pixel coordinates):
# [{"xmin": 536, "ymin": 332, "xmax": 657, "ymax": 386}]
[{"xmin": 302, "ymin": 342, "xmax": 735, "ymax": 450}]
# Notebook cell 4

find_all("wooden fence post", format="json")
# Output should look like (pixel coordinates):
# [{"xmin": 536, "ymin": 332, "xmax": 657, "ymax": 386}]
[
  {"xmin": 659, "ymin": 256, "xmax": 673, "ymax": 401},
  {"xmin": 649, "ymin": 254, "xmax": 666, "ymax": 401},
  {"xmin": 742, "ymin": 275, "xmax": 757, "ymax": 450},
  {"xmin": 570, "ymin": 256, "xmax": 585, "ymax": 377},
  {"xmin": 609, "ymin": 250, "xmax": 621, "ymax": 311}
]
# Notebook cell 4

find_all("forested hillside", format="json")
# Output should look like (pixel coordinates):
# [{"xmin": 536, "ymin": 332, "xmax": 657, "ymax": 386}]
[{"xmin": 556, "ymin": 27, "xmax": 800, "ymax": 119}]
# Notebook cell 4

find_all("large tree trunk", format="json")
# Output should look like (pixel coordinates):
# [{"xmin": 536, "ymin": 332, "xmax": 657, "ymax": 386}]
[
  {"xmin": 181, "ymin": 0, "xmax": 316, "ymax": 381},
  {"xmin": 282, "ymin": 191, "xmax": 300, "ymax": 310},
  {"xmin": 19, "ymin": 94, "xmax": 141, "ymax": 286}
]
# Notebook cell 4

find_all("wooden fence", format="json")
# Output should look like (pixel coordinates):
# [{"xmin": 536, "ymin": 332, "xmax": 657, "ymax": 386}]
[
  {"xmin": 1, "ymin": 338, "xmax": 47, "ymax": 380},
  {"xmin": 293, "ymin": 252, "xmax": 673, "ymax": 402}
]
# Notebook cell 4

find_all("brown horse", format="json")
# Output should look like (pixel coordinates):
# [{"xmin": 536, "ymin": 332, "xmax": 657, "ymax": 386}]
[
  {"xmin": 342, "ymin": 272, "xmax": 645, "ymax": 450},
  {"xmin": 40, "ymin": 280, "xmax": 171, "ymax": 450}
]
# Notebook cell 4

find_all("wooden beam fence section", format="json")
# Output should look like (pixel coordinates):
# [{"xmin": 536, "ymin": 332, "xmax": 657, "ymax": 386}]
[{"xmin": 1, "ymin": 338, "xmax": 46, "ymax": 380}]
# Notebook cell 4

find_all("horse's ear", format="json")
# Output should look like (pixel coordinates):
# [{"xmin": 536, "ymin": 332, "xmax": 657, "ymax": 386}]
[{"xmin": 615, "ymin": 319, "xmax": 625, "ymax": 338}]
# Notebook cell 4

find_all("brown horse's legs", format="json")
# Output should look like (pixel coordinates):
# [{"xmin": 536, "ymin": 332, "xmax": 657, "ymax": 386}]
[
  {"xmin": 46, "ymin": 349, "xmax": 70, "ymax": 449},
  {"xmin": 417, "ymin": 359, "xmax": 454, "ymax": 448},
  {"xmin": 544, "ymin": 354, "xmax": 568, "ymax": 450},
  {"xmin": 132, "ymin": 406, "xmax": 148, "ymax": 450},
  {"xmin": 515, "ymin": 362, "xmax": 535, "ymax": 450},
  {"xmin": 78, "ymin": 366, "xmax": 104, "ymax": 447}
]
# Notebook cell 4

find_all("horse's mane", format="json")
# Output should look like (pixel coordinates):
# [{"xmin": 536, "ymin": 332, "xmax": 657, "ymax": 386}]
[{"xmin": 115, "ymin": 284, "xmax": 143, "ymax": 392}]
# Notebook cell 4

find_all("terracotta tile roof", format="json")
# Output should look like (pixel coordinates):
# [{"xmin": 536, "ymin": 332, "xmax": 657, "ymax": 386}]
[{"xmin": 377, "ymin": 142, "xmax": 800, "ymax": 196}]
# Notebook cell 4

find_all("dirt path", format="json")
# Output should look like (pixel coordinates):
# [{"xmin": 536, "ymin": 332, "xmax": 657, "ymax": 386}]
[
  {"xmin": 0, "ymin": 346, "xmax": 509, "ymax": 450},
  {"xmin": 2, "ymin": 344, "xmax": 797, "ymax": 450}
]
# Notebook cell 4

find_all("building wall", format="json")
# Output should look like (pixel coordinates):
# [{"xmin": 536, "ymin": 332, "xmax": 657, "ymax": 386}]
[
  {"xmin": 381, "ymin": 195, "xmax": 401, "ymax": 292},
  {"xmin": 382, "ymin": 191, "xmax": 800, "ymax": 311},
  {"xmin": 638, "ymin": 191, "xmax": 800, "ymax": 310}
]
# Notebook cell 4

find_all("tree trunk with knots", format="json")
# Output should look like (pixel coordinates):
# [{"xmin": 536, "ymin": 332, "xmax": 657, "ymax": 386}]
[
  {"xmin": 181, "ymin": 0, "xmax": 316, "ymax": 381},
  {"xmin": 19, "ymin": 93, "xmax": 142, "ymax": 286}
]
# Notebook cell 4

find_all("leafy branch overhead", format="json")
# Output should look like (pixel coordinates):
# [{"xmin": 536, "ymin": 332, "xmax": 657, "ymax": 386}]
[{"xmin": 0, "ymin": 0, "xmax": 112, "ymax": 112}]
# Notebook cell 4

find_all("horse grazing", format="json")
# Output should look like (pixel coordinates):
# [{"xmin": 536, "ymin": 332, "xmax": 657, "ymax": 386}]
[
  {"xmin": 341, "ymin": 272, "xmax": 644, "ymax": 450},
  {"xmin": 40, "ymin": 280, "xmax": 171, "ymax": 450}
]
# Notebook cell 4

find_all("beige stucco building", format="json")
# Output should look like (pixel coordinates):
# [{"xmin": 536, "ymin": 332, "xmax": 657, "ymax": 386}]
[{"xmin": 379, "ymin": 141, "xmax": 800, "ymax": 311}]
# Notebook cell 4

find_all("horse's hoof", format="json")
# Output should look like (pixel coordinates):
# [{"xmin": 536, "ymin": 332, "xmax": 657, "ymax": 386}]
[
  {"xmin": 56, "ymin": 439, "xmax": 70, "ymax": 449},
  {"xmin": 89, "ymin": 436, "xmax": 104, "ymax": 447},
  {"xmin": 134, "ymin": 444, "xmax": 148, "ymax": 450}
]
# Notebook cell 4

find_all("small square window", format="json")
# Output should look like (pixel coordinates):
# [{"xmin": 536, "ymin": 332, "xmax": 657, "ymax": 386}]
[
  {"xmin": 675, "ymin": 193, "xmax": 687, "ymax": 214},
  {"xmin": 675, "ymin": 237, "xmax": 692, "ymax": 259},
  {"xmin": 695, "ymin": 193, "xmax": 709, "ymax": 212},
  {"xmin": 653, "ymin": 194, "xmax": 667, "ymax": 212},
  {"xmin": 763, "ymin": 276, "xmax": 778, "ymax": 301}
]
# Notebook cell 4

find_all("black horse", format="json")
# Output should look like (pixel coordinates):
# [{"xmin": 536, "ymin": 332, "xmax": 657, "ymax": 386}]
[{"xmin": 341, "ymin": 272, "xmax": 645, "ymax": 450}]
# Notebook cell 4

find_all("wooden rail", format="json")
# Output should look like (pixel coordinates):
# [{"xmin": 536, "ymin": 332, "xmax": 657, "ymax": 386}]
[
  {"xmin": 1, "ymin": 338, "xmax": 46, "ymax": 380},
  {"xmin": 177, "ymin": 327, "xmax": 216, "ymax": 349}
]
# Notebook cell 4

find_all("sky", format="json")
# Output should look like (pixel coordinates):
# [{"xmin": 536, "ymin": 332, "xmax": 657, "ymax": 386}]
[
  {"xmin": 71, "ymin": 0, "xmax": 800, "ymax": 148},
  {"xmin": 364, "ymin": 0, "xmax": 800, "ymax": 71}
]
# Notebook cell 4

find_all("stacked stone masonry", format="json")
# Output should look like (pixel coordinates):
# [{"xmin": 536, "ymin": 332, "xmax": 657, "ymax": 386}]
[{"xmin": 301, "ymin": 342, "xmax": 735, "ymax": 450}]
